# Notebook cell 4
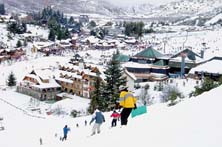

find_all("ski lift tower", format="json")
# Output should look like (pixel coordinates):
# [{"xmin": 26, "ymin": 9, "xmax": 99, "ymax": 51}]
[
  {"xmin": 0, "ymin": 117, "xmax": 4, "ymax": 131},
  {"xmin": 180, "ymin": 30, "xmax": 188, "ymax": 78},
  {"xmin": 180, "ymin": 52, "xmax": 187, "ymax": 78}
]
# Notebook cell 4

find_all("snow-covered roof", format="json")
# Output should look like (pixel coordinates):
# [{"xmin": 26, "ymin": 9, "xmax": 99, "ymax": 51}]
[
  {"xmin": 189, "ymin": 59, "xmax": 222, "ymax": 74},
  {"xmin": 122, "ymin": 62, "xmax": 153, "ymax": 68},
  {"xmin": 56, "ymin": 77, "xmax": 73, "ymax": 84},
  {"xmin": 81, "ymin": 36, "xmax": 100, "ymax": 44},
  {"xmin": 32, "ymin": 80, "xmax": 60, "ymax": 89}
]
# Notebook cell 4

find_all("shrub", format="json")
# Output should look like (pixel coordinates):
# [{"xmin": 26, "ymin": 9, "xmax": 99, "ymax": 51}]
[{"xmin": 70, "ymin": 110, "xmax": 80, "ymax": 118}]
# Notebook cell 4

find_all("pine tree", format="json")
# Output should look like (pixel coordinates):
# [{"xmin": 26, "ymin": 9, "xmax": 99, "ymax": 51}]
[
  {"xmin": 48, "ymin": 29, "xmax": 56, "ymax": 41},
  {"xmin": 88, "ymin": 72, "xmax": 105, "ymax": 113},
  {"xmin": 16, "ymin": 40, "xmax": 22, "ymax": 48},
  {"xmin": 7, "ymin": 72, "xmax": 17, "ymax": 87},
  {"xmin": 0, "ymin": 4, "xmax": 5, "ymax": 15},
  {"xmin": 68, "ymin": 16, "xmax": 75, "ymax": 24},
  {"xmin": 23, "ymin": 39, "xmax": 28, "ymax": 47},
  {"xmin": 103, "ymin": 50, "xmax": 127, "ymax": 110}
]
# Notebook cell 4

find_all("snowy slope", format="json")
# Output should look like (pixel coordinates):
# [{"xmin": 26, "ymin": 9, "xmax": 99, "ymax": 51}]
[
  {"xmin": 1, "ymin": 0, "xmax": 125, "ymax": 16},
  {"xmin": 0, "ymin": 85, "xmax": 222, "ymax": 147}
]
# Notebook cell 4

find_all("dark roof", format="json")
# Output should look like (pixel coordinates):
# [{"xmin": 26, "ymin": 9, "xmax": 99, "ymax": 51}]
[
  {"xmin": 134, "ymin": 47, "xmax": 163, "ymax": 59},
  {"xmin": 171, "ymin": 49, "xmax": 201, "ymax": 61}
]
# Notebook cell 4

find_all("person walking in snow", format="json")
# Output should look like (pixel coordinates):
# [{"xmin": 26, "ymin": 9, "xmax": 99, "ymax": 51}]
[
  {"xmin": 39, "ymin": 137, "xmax": 43, "ymax": 145},
  {"xmin": 62, "ymin": 125, "xmax": 70, "ymax": 141},
  {"xmin": 110, "ymin": 110, "xmax": 120, "ymax": 127},
  {"xmin": 89, "ymin": 108, "xmax": 105, "ymax": 135},
  {"xmin": 118, "ymin": 86, "xmax": 137, "ymax": 126}
]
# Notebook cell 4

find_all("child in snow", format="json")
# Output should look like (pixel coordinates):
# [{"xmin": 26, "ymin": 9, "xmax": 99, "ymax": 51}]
[
  {"xmin": 110, "ymin": 110, "xmax": 120, "ymax": 127},
  {"xmin": 89, "ymin": 108, "xmax": 105, "ymax": 135},
  {"xmin": 62, "ymin": 125, "xmax": 70, "ymax": 141}
]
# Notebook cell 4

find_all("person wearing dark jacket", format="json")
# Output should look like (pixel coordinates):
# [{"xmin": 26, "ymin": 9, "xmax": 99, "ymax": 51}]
[
  {"xmin": 118, "ymin": 86, "xmax": 137, "ymax": 126},
  {"xmin": 90, "ymin": 108, "xmax": 105, "ymax": 135},
  {"xmin": 62, "ymin": 125, "xmax": 70, "ymax": 141}
]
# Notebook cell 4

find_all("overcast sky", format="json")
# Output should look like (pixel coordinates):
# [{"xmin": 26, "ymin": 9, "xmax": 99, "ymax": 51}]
[{"xmin": 104, "ymin": 0, "xmax": 178, "ymax": 6}]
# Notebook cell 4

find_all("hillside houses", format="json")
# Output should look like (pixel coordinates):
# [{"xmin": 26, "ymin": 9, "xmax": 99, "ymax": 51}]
[
  {"xmin": 56, "ymin": 60, "xmax": 105, "ymax": 98},
  {"xmin": 0, "ymin": 48, "xmax": 25, "ymax": 63},
  {"xmin": 17, "ymin": 69, "xmax": 61, "ymax": 101},
  {"xmin": 32, "ymin": 40, "xmax": 74, "ymax": 55}
]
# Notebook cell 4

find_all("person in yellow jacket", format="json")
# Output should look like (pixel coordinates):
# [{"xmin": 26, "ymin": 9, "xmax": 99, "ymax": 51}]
[{"xmin": 118, "ymin": 85, "xmax": 137, "ymax": 126}]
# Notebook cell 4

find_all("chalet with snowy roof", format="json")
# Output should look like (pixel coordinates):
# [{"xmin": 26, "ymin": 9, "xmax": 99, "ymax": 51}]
[
  {"xmin": 189, "ymin": 57, "xmax": 222, "ymax": 80},
  {"xmin": 94, "ymin": 41, "xmax": 116, "ymax": 50},
  {"xmin": 124, "ymin": 38, "xmax": 138, "ymax": 45},
  {"xmin": 17, "ymin": 70, "xmax": 61, "ymax": 101},
  {"xmin": 0, "ymin": 48, "xmax": 25, "ymax": 62},
  {"xmin": 81, "ymin": 36, "xmax": 100, "ymax": 46}
]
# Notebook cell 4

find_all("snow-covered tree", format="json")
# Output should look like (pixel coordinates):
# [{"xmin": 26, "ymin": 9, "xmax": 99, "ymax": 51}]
[
  {"xmin": 140, "ymin": 84, "xmax": 150, "ymax": 105},
  {"xmin": 7, "ymin": 72, "xmax": 17, "ymax": 87},
  {"xmin": 162, "ymin": 85, "xmax": 182, "ymax": 106},
  {"xmin": 16, "ymin": 40, "xmax": 22, "ymax": 48},
  {"xmin": 48, "ymin": 29, "xmax": 56, "ymax": 41},
  {"xmin": 103, "ymin": 51, "xmax": 127, "ymax": 110}
]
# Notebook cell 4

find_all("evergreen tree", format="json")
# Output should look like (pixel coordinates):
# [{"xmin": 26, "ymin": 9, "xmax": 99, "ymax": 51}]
[
  {"xmin": 7, "ymin": 21, "xmax": 26, "ymax": 34},
  {"xmin": 219, "ymin": 76, "xmax": 222, "ymax": 85},
  {"xmin": 23, "ymin": 39, "xmax": 28, "ymax": 47},
  {"xmin": 48, "ymin": 29, "xmax": 56, "ymax": 41},
  {"xmin": 103, "ymin": 50, "xmax": 127, "ymax": 110},
  {"xmin": 22, "ymin": 23, "xmax": 27, "ymax": 33},
  {"xmin": 88, "ymin": 72, "xmax": 105, "ymax": 113},
  {"xmin": 89, "ymin": 20, "xmax": 96, "ymax": 28},
  {"xmin": 57, "ymin": 29, "xmax": 62, "ymax": 40},
  {"xmin": 64, "ymin": 28, "xmax": 70, "ymax": 39},
  {"xmin": 7, "ymin": 72, "xmax": 16, "ymax": 87},
  {"xmin": 0, "ymin": 4, "xmax": 5, "ymax": 15},
  {"xmin": 190, "ymin": 77, "xmax": 217, "ymax": 97},
  {"xmin": 68, "ymin": 16, "xmax": 75, "ymax": 24},
  {"xmin": 16, "ymin": 40, "xmax": 22, "ymax": 48}
]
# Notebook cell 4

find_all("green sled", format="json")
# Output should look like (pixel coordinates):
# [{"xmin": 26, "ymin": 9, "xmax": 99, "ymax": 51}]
[{"xmin": 131, "ymin": 105, "xmax": 147, "ymax": 118}]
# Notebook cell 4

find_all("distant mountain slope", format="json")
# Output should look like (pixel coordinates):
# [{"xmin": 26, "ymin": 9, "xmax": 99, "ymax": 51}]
[
  {"xmin": 0, "ymin": 0, "xmax": 126, "ymax": 16},
  {"xmin": 1, "ymin": 0, "xmax": 222, "ymax": 25}
]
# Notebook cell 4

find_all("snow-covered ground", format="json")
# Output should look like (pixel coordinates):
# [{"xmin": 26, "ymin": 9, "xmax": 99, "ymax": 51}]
[
  {"xmin": 0, "ymin": 85, "xmax": 221, "ymax": 147},
  {"xmin": 144, "ymin": 27, "xmax": 222, "ymax": 60}
]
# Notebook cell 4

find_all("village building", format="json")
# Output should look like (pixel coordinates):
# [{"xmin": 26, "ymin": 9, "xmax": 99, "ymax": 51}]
[
  {"xmin": 56, "ymin": 56, "xmax": 105, "ymax": 98},
  {"xmin": 168, "ymin": 49, "xmax": 204, "ymax": 77},
  {"xmin": 0, "ymin": 48, "xmax": 26, "ymax": 62},
  {"xmin": 189, "ymin": 56, "xmax": 222, "ymax": 80},
  {"xmin": 17, "ymin": 70, "xmax": 61, "ymax": 101},
  {"xmin": 123, "ymin": 47, "xmax": 169, "ymax": 82}
]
